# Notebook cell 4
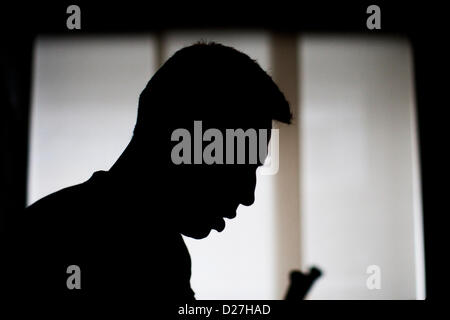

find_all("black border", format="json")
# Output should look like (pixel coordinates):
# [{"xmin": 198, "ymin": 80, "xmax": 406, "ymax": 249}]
[{"xmin": 1, "ymin": 1, "xmax": 447, "ymax": 313}]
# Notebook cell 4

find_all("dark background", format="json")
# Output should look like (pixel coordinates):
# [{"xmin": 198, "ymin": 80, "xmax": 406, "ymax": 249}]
[{"xmin": 1, "ymin": 0, "xmax": 447, "ymax": 314}]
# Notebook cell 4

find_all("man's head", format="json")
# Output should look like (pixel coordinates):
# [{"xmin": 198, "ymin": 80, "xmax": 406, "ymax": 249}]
[{"xmin": 129, "ymin": 42, "xmax": 292, "ymax": 238}]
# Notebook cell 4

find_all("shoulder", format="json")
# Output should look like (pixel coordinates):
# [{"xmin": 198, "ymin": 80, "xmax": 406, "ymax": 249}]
[
  {"xmin": 24, "ymin": 172, "xmax": 107, "ymax": 234},
  {"xmin": 26, "ymin": 180, "xmax": 88, "ymax": 220},
  {"xmin": 27, "ymin": 183, "xmax": 84, "ymax": 213},
  {"xmin": 27, "ymin": 171, "xmax": 110, "ymax": 212}
]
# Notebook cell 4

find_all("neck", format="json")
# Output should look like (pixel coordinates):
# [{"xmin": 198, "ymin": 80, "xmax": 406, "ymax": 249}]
[
  {"xmin": 108, "ymin": 136, "xmax": 168, "ymax": 203},
  {"xmin": 108, "ymin": 139, "xmax": 144, "ymax": 190}
]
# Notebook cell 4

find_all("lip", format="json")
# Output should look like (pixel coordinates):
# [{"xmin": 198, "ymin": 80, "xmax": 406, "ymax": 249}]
[
  {"xmin": 211, "ymin": 203, "xmax": 239, "ymax": 231},
  {"xmin": 223, "ymin": 203, "xmax": 239, "ymax": 219},
  {"xmin": 212, "ymin": 217, "xmax": 226, "ymax": 232},
  {"xmin": 223, "ymin": 212, "xmax": 236, "ymax": 219}
]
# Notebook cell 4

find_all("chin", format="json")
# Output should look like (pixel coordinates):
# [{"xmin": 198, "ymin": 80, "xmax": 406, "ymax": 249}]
[{"xmin": 181, "ymin": 228, "xmax": 212, "ymax": 239}]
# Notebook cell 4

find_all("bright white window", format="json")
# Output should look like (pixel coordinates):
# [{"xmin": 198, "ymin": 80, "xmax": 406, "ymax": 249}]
[{"xmin": 299, "ymin": 36, "xmax": 425, "ymax": 299}]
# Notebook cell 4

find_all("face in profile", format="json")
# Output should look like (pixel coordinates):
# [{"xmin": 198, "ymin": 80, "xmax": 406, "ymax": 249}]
[
  {"xmin": 134, "ymin": 44, "xmax": 290, "ymax": 239},
  {"xmin": 169, "ymin": 125, "xmax": 270, "ymax": 239}
]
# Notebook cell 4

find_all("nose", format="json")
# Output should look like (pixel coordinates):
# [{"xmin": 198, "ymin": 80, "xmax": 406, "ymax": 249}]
[
  {"xmin": 238, "ymin": 170, "xmax": 257, "ymax": 206},
  {"xmin": 239, "ymin": 194, "xmax": 255, "ymax": 207}
]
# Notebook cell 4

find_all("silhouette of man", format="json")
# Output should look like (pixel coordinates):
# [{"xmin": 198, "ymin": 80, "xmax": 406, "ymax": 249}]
[{"xmin": 2, "ymin": 42, "xmax": 292, "ymax": 303}]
